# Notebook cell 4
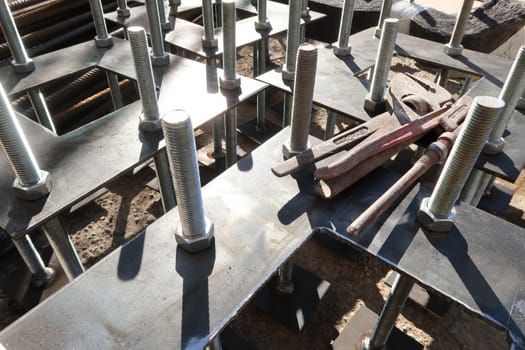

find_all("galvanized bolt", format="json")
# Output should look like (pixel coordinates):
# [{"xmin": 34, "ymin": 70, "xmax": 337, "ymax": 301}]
[
  {"xmin": 224, "ymin": 108, "xmax": 238, "ymax": 167},
  {"xmin": 106, "ymin": 71, "xmax": 124, "ymax": 110},
  {"xmin": 42, "ymin": 217, "xmax": 85, "ymax": 281},
  {"xmin": 0, "ymin": 83, "xmax": 52, "ymax": 200},
  {"xmin": 169, "ymin": 0, "xmax": 181, "ymax": 16},
  {"xmin": 255, "ymin": 40, "xmax": 268, "ymax": 131},
  {"xmin": 153, "ymin": 150, "xmax": 177, "ymax": 212},
  {"xmin": 301, "ymin": 0, "xmax": 310, "ymax": 17},
  {"xmin": 128, "ymin": 26, "xmax": 162, "ymax": 132},
  {"xmin": 220, "ymin": 0, "xmax": 241, "ymax": 90},
  {"xmin": 255, "ymin": 0, "xmax": 271, "ymax": 31},
  {"xmin": 417, "ymin": 96, "xmax": 504, "ymax": 232},
  {"xmin": 117, "ymin": 0, "xmax": 131, "ymax": 17},
  {"xmin": 282, "ymin": 0, "xmax": 302, "ymax": 81},
  {"xmin": 12, "ymin": 235, "xmax": 55, "ymax": 287},
  {"xmin": 88, "ymin": 0, "xmax": 113, "ymax": 47},
  {"xmin": 162, "ymin": 110, "xmax": 214, "ymax": 253},
  {"xmin": 333, "ymin": 0, "xmax": 355, "ymax": 56},
  {"xmin": 207, "ymin": 336, "xmax": 223, "ymax": 350},
  {"xmin": 145, "ymin": 0, "xmax": 170, "ymax": 66},
  {"xmin": 284, "ymin": 44, "xmax": 317, "ymax": 159},
  {"xmin": 444, "ymin": 0, "xmax": 474, "ymax": 56},
  {"xmin": 157, "ymin": 0, "xmax": 170, "ymax": 31},
  {"xmin": 27, "ymin": 87, "xmax": 56, "ymax": 133},
  {"xmin": 364, "ymin": 18, "xmax": 398, "ymax": 114},
  {"xmin": 374, "ymin": 0, "xmax": 392, "ymax": 38},
  {"xmin": 484, "ymin": 45, "xmax": 525, "ymax": 154},
  {"xmin": 0, "ymin": 0, "xmax": 35, "ymax": 73},
  {"xmin": 276, "ymin": 261, "xmax": 294, "ymax": 294},
  {"xmin": 202, "ymin": 0, "xmax": 218, "ymax": 48}
]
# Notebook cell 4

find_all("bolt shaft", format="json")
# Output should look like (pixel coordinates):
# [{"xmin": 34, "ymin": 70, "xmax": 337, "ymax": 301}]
[
  {"xmin": 117, "ymin": 0, "xmax": 130, "ymax": 17},
  {"xmin": 106, "ymin": 72, "xmax": 124, "ymax": 110},
  {"xmin": 163, "ymin": 111, "xmax": 207, "ymax": 238},
  {"xmin": 157, "ymin": 0, "xmax": 169, "ymax": 30},
  {"xmin": 283, "ymin": 0, "xmax": 302, "ymax": 80},
  {"xmin": 12, "ymin": 235, "xmax": 48, "ymax": 276},
  {"xmin": 88, "ymin": 0, "xmax": 113, "ymax": 47},
  {"xmin": 145, "ymin": 0, "xmax": 169, "ymax": 65},
  {"xmin": 0, "ymin": 0, "xmax": 34, "ymax": 72},
  {"xmin": 224, "ymin": 108, "xmax": 237, "ymax": 167},
  {"xmin": 288, "ymin": 44, "xmax": 317, "ymax": 154},
  {"xmin": 375, "ymin": 0, "xmax": 392, "ymax": 37},
  {"xmin": 368, "ymin": 18, "xmax": 398, "ymax": 103},
  {"xmin": 336, "ymin": 0, "xmax": 355, "ymax": 51},
  {"xmin": 27, "ymin": 87, "xmax": 56, "ymax": 133},
  {"xmin": 221, "ymin": 0, "xmax": 238, "ymax": 83},
  {"xmin": 0, "ymin": 83, "xmax": 43, "ymax": 187},
  {"xmin": 202, "ymin": 0, "xmax": 216, "ymax": 47},
  {"xmin": 128, "ymin": 27, "xmax": 160, "ymax": 124},
  {"xmin": 487, "ymin": 46, "xmax": 525, "ymax": 145},
  {"xmin": 445, "ymin": 0, "xmax": 474, "ymax": 55},
  {"xmin": 256, "ymin": 0, "xmax": 268, "ymax": 28},
  {"xmin": 427, "ymin": 96, "xmax": 504, "ymax": 218}
]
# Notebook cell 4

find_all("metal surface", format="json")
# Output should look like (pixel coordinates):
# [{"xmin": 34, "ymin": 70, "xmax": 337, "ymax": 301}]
[
  {"xmin": 153, "ymin": 149, "xmax": 177, "ymax": 212},
  {"xmin": 145, "ymin": 0, "xmax": 170, "ymax": 66},
  {"xmin": 224, "ymin": 108, "xmax": 238, "ymax": 167},
  {"xmin": 255, "ymin": 0, "xmax": 270, "ymax": 30},
  {"xmin": 105, "ymin": 72, "xmax": 124, "ymax": 110}
]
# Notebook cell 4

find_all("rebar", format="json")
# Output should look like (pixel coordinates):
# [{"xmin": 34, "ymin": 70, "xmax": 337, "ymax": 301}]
[
  {"xmin": 364, "ymin": 18, "xmax": 398, "ymax": 113},
  {"xmin": 285, "ymin": 44, "xmax": 317, "ymax": 158},
  {"xmin": 128, "ymin": 26, "xmax": 161, "ymax": 131},
  {"xmin": 444, "ymin": 0, "xmax": 474, "ymax": 56},
  {"xmin": 282, "ymin": 0, "xmax": 302, "ymax": 81},
  {"xmin": 255, "ymin": 0, "xmax": 270, "ymax": 30},
  {"xmin": 88, "ymin": 0, "xmax": 113, "ymax": 47},
  {"xmin": 202, "ymin": 0, "xmax": 217, "ymax": 48},
  {"xmin": 145, "ymin": 0, "xmax": 169, "ymax": 66},
  {"xmin": 117, "ymin": 0, "xmax": 130, "ymax": 17},
  {"xmin": 27, "ymin": 87, "xmax": 56, "ymax": 133},
  {"xmin": 485, "ymin": 45, "xmax": 525, "ymax": 154},
  {"xmin": 12, "ymin": 235, "xmax": 55, "ymax": 287},
  {"xmin": 0, "ymin": 0, "xmax": 34, "ymax": 72},
  {"xmin": 374, "ymin": 0, "xmax": 392, "ymax": 38},
  {"xmin": 333, "ymin": 0, "xmax": 355, "ymax": 56},
  {"xmin": 220, "ymin": 0, "xmax": 240, "ymax": 89}
]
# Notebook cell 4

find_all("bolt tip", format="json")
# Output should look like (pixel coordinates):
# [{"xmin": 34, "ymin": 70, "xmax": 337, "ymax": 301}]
[
  {"xmin": 298, "ymin": 43, "xmax": 317, "ymax": 52},
  {"xmin": 473, "ymin": 96, "xmax": 505, "ymax": 110},
  {"xmin": 384, "ymin": 18, "xmax": 399, "ymax": 24},
  {"xmin": 162, "ymin": 109, "xmax": 191, "ymax": 126},
  {"xmin": 128, "ymin": 26, "xmax": 146, "ymax": 35}
]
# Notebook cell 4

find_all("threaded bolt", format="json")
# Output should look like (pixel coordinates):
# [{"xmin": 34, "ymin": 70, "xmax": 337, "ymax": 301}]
[
  {"xmin": 282, "ymin": 0, "xmax": 302, "ymax": 81},
  {"xmin": 0, "ymin": 83, "xmax": 52, "ymax": 200},
  {"xmin": 255, "ymin": 0, "xmax": 271, "ymax": 31},
  {"xmin": 417, "ymin": 96, "xmax": 504, "ymax": 232},
  {"xmin": 27, "ymin": 87, "xmax": 56, "ymax": 133},
  {"xmin": 12, "ymin": 235, "xmax": 55, "ymax": 287},
  {"xmin": 220, "ymin": 0, "xmax": 241, "ymax": 90},
  {"xmin": 128, "ymin": 26, "xmax": 162, "ymax": 132},
  {"xmin": 301, "ymin": 0, "xmax": 309, "ymax": 17},
  {"xmin": 276, "ymin": 261, "xmax": 294, "ymax": 294},
  {"xmin": 374, "ymin": 0, "xmax": 392, "ymax": 38},
  {"xmin": 202, "ymin": 0, "xmax": 218, "ymax": 48},
  {"xmin": 333, "ymin": 0, "xmax": 355, "ymax": 56},
  {"xmin": 224, "ymin": 108, "xmax": 238, "ymax": 167},
  {"xmin": 284, "ymin": 44, "xmax": 317, "ymax": 159},
  {"xmin": 484, "ymin": 45, "xmax": 525, "ymax": 154},
  {"xmin": 0, "ymin": 0, "xmax": 34, "ymax": 73},
  {"xmin": 444, "ymin": 0, "xmax": 474, "ymax": 56},
  {"xmin": 117, "ymin": 0, "xmax": 131, "ymax": 17},
  {"xmin": 145, "ymin": 0, "xmax": 170, "ymax": 66},
  {"xmin": 157, "ymin": 0, "xmax": 170, "ymax": 31},
  {"xmin": 364, "ymin": 18, "xmax": 398, "ymax": 114},
  {"xmin": 88, "ymin": 0, "xmax": 113, "ymax": 47},
  {"xmin": 162, "ymin": 110, "xmax": 214, "ymax": 253}
]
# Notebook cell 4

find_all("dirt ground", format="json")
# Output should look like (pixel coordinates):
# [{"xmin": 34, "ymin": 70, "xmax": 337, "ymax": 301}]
[{"xmin": 0, "ymin": 35, "xmax": 522, "ymax": 349}]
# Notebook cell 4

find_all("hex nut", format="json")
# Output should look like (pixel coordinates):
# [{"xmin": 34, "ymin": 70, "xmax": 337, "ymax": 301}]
[
  {"xmin": 219, "ymin": 76, "xmax": 241, "ymax": 90},
  {"xmin": 364, "ymin": 94, "xmax": 386, "ymax": 114},
  {"xmin": 254, "ymin": 20, "xmax": 271, "ymax": 31},
  {"xmin": 139, "ymin": 114, "xmax": 163, "ymax": 132},
  {"xmin": 282, "ymin": 140, "xmax": 309, "ymax": 160},
  {"xmin": 11, "ymin": 59, "xmax": 35, "ymax": 74},
  {"xmin": 175, "ymin": 218, "xmax": 214, "ymax": 253},
  {"xmin": 12, "ymin": 170, "xmax": 53, "ymax": 201},
  {"xmin": 444, "ymin": 43, "xmax": 463, "ymax": 56},
  {"xmin": 117, "ymin": 8, "xmax": 131, "ymax": 17},
  {"xmin": 333, "ymin": 44, "xmax": 352, "ymax": 56},
  {"xmin": 151, "ymin": 53, "xmax": 170, "ymax": 67},
  {"xmin": 416, "ymin": 197, "xmax": 456, "ymax": 233},
  {"xmin": 161, "ymin": 21, "xmax": 171, "ymax": 31},
  {"xmin": 483, "ymin": 138, "xmax": 506, "ymax": 155},
  {"xmin": 281, "ymin": 69, "xmax": 295, "ymax": 82},
  {"xmin": 202, "ymin": 37, "xmax": 218, "ymax": 49},
  {"xmin": 95, "ymin": 36, "xmax": 114, "ymax": 48}
]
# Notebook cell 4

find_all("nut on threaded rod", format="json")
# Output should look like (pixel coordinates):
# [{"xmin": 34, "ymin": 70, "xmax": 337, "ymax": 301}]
[
  {"xmin": 145, "ymin": 0, "xmax": 170, "ymax": 66},
  {"xmin": 444, "ymin": 0, "xmax": 474, "ymax": 56},
  {"xmin": 284, "ymin": 44, "xmax": 317, "ymax": 159},
  {"xmin": 117, "ymin": 0, "xmax": 131, "ymax": 17},
  {"xmin": 128, "ymin": 26, "xmax": 162, "ymax": 132},
  {"xmin": 0, "ymin": 83, "xmax": 52, "ymax": 200},
  {"xmin": 202, "ymin": 0, "xmax": 218, "ymax": 48},
  {"xmin": 0, "ymin": 0, "xmax": 35, "ymax": 73},
  {"xmin": 417, "ymin": 96, "xmax": 504, "ymax": 232},
  {"xmin": 374, "ymin": 0, "xmax": 392, "ymax": 38},
  {"xmin": 255, "ymin": 0, "xmax": 271, "ymax": 31},
  {"xmin": 484, "ymin": 45, "xmax": 525, "ymax": 154},
  {"xmin": 282, "ymin": 0, "xmax": 302, "ymax": 81},
  {"xmin": 163, "ymin": 111, "xmax": 214, "ymax": 252},
  {"xmin": 333, "ymin": 0, "xmax": 355, "ymax": 56},
  {"xmin": 88, "ymin": 0, "xmax": 113, "ymax": 47},
  {"xmin": 364, "ymin": 18, "xmax": 398, "ymax": 114},
  {"xmin": 220, "ymin": 0, "xmax": 241, "ymax": 90}
]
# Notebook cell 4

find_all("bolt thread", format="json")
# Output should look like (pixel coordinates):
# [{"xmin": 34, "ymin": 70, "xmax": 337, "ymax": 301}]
[
  {"xmin": 284, "ymin": 0, "xmax": 302, "ymax": 75},
  {"xmin": 369, "ymin": 18, "xmax": 398, "ymax": 102},
  {"xmin": 0, "ymin": 0, "xmax": 32, "ymax": 66},
  {"xmin": 145, "ymin": 0, "xmax": 166, "ymax": 58},
  {"xmin": 128, "ymin": 26, "xmax": 160, "ymax": 121},
  {"xmin": 224, "ymin": 108, "xmax": 237, "ymax": 166},
  {"xmin": 337, "ymin": 0, "xmax": 355, "ymax": 49},
  {"xmin": 0, "ymin": 84, "xmax": 42, "ymax": 186},
  {"xmin": 428, "ymin": 96, "xmax": 504, "ymax": 218},
  {"xmin": 202, "ymin": 0, "xmax": 215, "ymax": 42},
  {"xmin": 375, "ymin": 0, "xmax": 392, "ymax": 36},
  {"xmin": 448, "ymin": 0, "xmax": 474, "ymax": 47},
  {"xmin": 222, "ymin": 0, "xmax": 237, "ymax": 81},
  {"xmin": 257, "ymin": 0, "xmax": 267, "ymax": 25},
  {"xmin": 88, "ymin": 0, "xmax": 111, "ymax": 40},
  {"xmin": 162, "ymin": 111, "xmax": 207, "ymax": 238},
  {"xmin": 289, "ymin": 44, "xmax": 318, "ymax": 152},
  {"xmin": 488, "ymin": 45, "xmax": 525, "ymax": 142}
]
